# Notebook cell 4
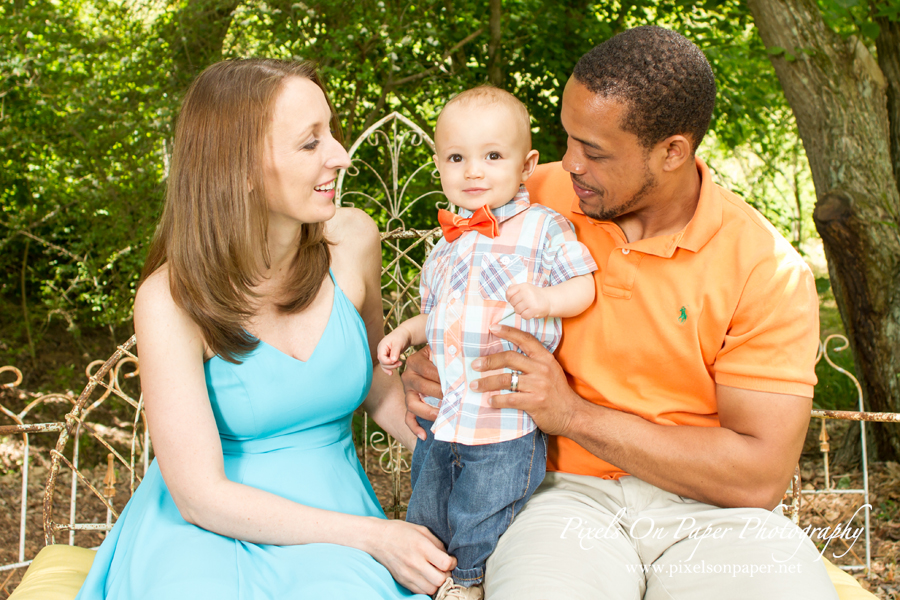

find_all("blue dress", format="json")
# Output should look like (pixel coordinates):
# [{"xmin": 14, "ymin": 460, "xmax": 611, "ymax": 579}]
[{"xmin": 76, "ymin": 274, "xmax": 426, "ymax": 599}]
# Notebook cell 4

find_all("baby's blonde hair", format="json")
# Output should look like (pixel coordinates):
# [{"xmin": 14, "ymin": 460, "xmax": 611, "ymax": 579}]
[{"xmin": 436, "ymin": 86, "xmax": 532, "ymax": 147}]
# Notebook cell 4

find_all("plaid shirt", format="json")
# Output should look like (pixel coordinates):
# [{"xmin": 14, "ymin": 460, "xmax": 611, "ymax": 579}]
[{"xmin": 420, "ymin": 187, "xmax": 597, "ymax": 445}]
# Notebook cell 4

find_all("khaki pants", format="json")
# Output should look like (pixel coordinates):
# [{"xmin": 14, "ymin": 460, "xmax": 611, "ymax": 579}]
[{"xmin": 485, "ymin": 472, "xmax": 839, "ymax": 600}]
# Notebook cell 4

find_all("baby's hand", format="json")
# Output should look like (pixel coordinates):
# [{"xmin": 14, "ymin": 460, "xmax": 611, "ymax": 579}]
[
  {"xmin": 506, "ymin": 283, "xmax": 552, "ymax": 320},
  {"xmin": 377, "ymin": 329, "xmax": 412, "ymax": 375}
]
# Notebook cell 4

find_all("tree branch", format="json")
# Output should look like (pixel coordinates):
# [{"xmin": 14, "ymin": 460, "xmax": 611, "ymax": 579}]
[
  {"xmin": 394, "ymin": 93, "xmax": 435, "ymax": 141},
  {"xmin": 360, "ymin": 83, "xmax": 394, "ymax": 134},
  {"xmin": 392, "ymin": 28, "xmax": 484, "ymax": 87},
  {"xmin": 16, "ymin": 230, "xmax": 86, "ymax": 264}
]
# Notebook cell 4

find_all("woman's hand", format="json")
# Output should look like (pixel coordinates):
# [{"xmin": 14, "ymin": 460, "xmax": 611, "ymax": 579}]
[
  {"xmin": 366, "ymin": 518, "xmax": 456, "ymax": 595},
  {"xmin": 400, "ymin": 346, "xmax": 441, "ymax": 440}
]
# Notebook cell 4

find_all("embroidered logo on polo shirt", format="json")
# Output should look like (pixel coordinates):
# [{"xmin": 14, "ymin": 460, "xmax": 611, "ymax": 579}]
[{"xmin": 678, "ymin": 306, "xmax": 687, "ymax": 323}]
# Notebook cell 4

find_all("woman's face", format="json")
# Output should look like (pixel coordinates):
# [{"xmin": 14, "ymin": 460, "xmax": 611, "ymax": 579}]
[{"xmin": 261, "ymin": 77, "xmax": 350, "ymax": 228}]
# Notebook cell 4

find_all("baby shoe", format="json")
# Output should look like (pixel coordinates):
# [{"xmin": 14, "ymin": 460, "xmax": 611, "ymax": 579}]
[{"xmin": 434, "ymin": 577, "xmax": 484, "ymax": 600}]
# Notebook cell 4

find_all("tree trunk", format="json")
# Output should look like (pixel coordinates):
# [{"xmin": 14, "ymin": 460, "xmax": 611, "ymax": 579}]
[
  {"xmin": 748, "ymin": 0, "xmax": 900, "ymax": 460},
  {"xmin": 486, "ymin": 0, "xmax": 503, "ymax": 87},
  {"xmin": 875, "ymin": 17, "xmax": 900, "ymax": 189},
  {"xmin": 163, "ymin": 0, "xmax": 243, "ymax": 95}
]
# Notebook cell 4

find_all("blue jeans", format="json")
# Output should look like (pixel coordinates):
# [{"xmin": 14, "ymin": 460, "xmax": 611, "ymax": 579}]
[{"xmin": 406, "ymin": 418, "xmax": 547, "ymax": 586}]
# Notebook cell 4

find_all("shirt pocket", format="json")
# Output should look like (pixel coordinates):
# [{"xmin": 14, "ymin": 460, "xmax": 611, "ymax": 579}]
[
  {"xmin": 478, "ymin": 253, "xmax": 527, "ymax": 302},
  {"xmin": 420, "ymin": 255, "xmax": 450, "ymax": 314}
]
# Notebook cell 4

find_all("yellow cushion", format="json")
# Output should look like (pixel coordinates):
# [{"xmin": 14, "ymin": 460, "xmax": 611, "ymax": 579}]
[
  {"xmin": 823, "ymin": 557, "xmax": 878, "ymax": 599},
  {"xmin": 5, "ymin": 545, "xmax": 877, "ymax": 599},
  {"xmin": 9, "ymin": 545, "xmax": 95, "ymax": 600}
]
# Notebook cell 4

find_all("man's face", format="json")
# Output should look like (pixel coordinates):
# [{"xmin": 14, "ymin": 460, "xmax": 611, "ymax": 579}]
[{"xmin": 560, "ymin": 78, "xmax": 658, "ymax": 222}]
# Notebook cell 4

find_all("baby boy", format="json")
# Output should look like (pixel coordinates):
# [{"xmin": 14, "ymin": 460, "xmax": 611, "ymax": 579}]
[{"xmin": 377, "ymin": 86, "xmax": 597, "ymax": 600}]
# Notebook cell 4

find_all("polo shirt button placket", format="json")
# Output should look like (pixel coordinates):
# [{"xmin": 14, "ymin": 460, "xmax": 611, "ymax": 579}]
[{"xmin": 602, "ymin": 248, "xmax": 642, "ymax": 300}]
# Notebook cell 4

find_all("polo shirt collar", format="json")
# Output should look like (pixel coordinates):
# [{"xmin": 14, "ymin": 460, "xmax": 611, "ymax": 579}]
[
  {"xmin": 679, "ymin": 158, "xmax": 722, "ymax": 252},
  {"xmin": 569, "ymin": 157, "xmax": 722, "ymax": 258},
  {"xmin": 456, "ymin": 185, "xmax": 530, "ymax": 225}
]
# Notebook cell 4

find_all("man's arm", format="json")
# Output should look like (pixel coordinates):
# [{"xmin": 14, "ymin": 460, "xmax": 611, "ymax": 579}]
[{"xmin": 472, "ymin": 325, "xmax": 810, "ymax": 510}]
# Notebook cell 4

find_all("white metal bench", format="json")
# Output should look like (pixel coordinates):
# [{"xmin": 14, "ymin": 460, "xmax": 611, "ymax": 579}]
[{"xmin": 0, "ymin": 113, "xmax": 893, "ymax": 599}]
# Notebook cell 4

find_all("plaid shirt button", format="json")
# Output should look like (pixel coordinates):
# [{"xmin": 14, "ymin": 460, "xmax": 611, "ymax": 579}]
[{"xmin": 420, "ymin": 187, "xmax": 597, "ymax": 444}]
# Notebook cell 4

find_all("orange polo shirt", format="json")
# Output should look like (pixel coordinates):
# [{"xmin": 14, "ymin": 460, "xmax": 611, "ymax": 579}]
[{"xmin": 526, "ymin": 159, "xmax": 819, "ymax": 480}]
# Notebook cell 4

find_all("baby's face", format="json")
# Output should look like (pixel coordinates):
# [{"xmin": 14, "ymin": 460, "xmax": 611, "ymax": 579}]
[{"xmin": 433, "ymin": 102, "xmax": 536, "ymax": 212}]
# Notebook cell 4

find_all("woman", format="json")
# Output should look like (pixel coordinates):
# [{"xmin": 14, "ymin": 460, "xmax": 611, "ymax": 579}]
[{"xmin": 75, "ymin": 59, "xmax": 454, "ymax": 599}]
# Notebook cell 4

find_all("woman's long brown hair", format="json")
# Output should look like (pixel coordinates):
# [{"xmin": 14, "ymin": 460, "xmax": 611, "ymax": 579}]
[{"xmin": 141, "ymin": 59, "xmax": 343, "ymax": 363}]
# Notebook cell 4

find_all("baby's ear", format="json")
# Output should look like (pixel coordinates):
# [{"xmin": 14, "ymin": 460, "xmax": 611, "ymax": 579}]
[
  {"xmin": 521, "ymin": 149, "xmax": 540, "ymax": 181},
  {"xmin": 432, "ymin": 154, "xmax": 440, "ymax": 172}
]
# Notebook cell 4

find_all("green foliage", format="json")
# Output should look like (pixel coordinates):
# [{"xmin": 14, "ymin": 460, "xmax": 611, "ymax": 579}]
[
  {"xmin": 874, "ymin": 498, "xmax": 898, "ymax": 523},
  {"xmin": 814, "ymin": 277, "xmax": 863, "ymax": 412},
  {"xmin": 1, "ymin": 0, "xmax": 172, "ymax": 350},
  {"xmin": 0, "ymin": 0, "xmax": 826, "ymax": 360},
  {"xmin": 815, "ymin": 352, "xmax": 862, "ymax": 411},
  {"xmin": 817, "ymin": 0, "xmax": 900, "ymax": 41}
]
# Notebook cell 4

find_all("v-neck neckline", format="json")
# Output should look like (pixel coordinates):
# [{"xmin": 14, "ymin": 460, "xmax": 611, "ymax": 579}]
[{"xmin": 254, "ymin": 273, "xmax": 338, "ymax": 365}]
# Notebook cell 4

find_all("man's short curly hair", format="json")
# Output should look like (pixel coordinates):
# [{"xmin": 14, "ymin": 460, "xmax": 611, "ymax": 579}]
[{"xmin": 573, "ymin": 26, "xmax": 715, "ymax": 153}]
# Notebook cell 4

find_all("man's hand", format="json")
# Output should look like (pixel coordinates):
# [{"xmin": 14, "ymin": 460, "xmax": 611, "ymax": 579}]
[
  {"xmin": 400, "ymin": 346, "xmax": 441, "ymax": 440},
  {"xmin": 470, "ymin": 324, "xmax": 584, "ymax": 436},
  {"xmin": 472, "ymin": 327, "xmax": 813, "ymax": 509},
  {"xmin": 506, "ymin": 283, "xmax": 552, "ymax": 320}
]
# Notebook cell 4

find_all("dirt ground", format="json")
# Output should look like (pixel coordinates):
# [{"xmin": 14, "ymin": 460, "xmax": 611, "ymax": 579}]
[
  {"xmin": 800, "ymin": 459, "xmax": 900, "ymax": 599},
  {"xmin": 1, "ymin": 436, "xmax": 897, "ymax": 598},
  {"xmin": 797, "ymin": 421, "xmax": 900, "ymax": 599}
]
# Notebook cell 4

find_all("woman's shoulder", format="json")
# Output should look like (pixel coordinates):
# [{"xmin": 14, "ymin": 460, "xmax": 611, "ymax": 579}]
[
  {"xmin": 134, "ymin": 265, "xmax": 183, "ymax": 320},
  {"xmin": 326, "ymin": 207, "xmax": 381, "ymax": 312},
  {"xmin": 134, "ymin": 266, "xmax": 173, "ymax": 315},
  {"xmin": 134, "ymin": 265, "xmax": 207, "ymax": 356},
  {"xmin": 327, "ymin": 206, "xmax": 380, "ymax": 258}
]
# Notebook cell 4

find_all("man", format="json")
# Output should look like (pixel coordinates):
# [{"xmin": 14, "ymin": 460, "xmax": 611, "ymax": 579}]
[{"xmin": 402, "ymin": 26, "xmax": 839, "ymax": 599}]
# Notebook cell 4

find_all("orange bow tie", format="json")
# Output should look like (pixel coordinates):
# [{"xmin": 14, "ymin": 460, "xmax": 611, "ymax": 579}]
[{"xmin": 437, "ymin": 206, "xmax": 499, "ymax": 242}]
